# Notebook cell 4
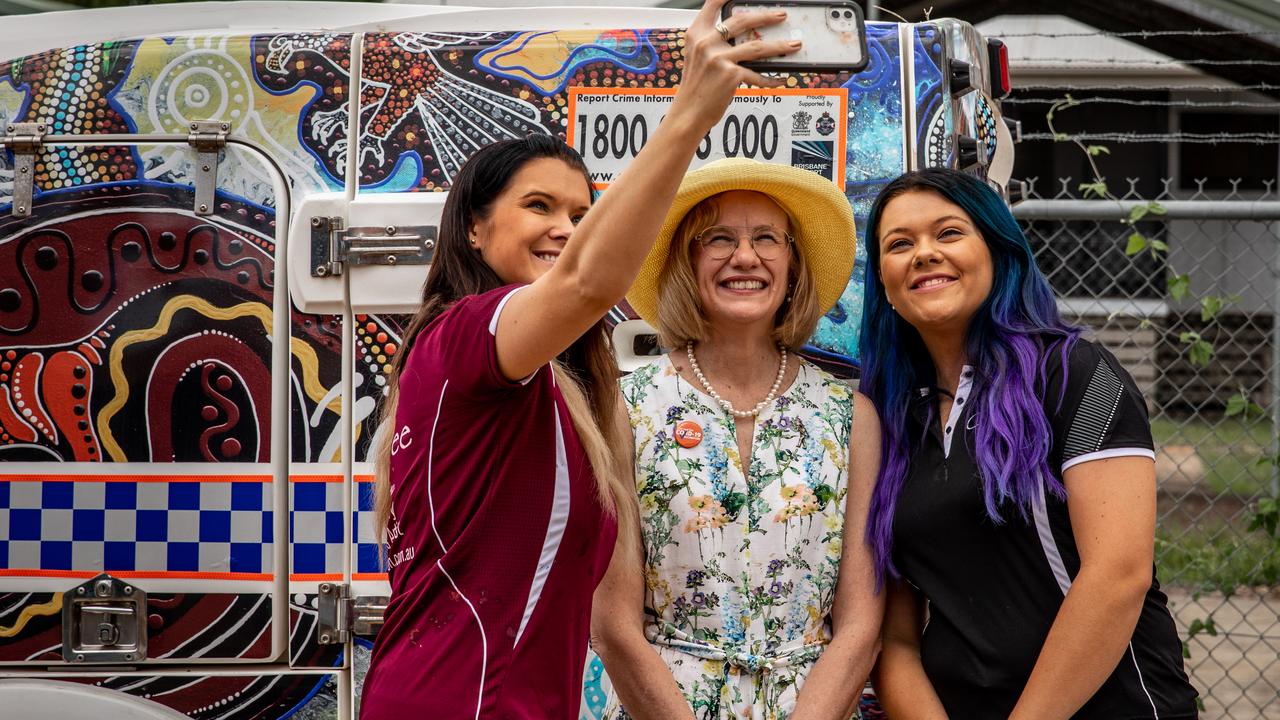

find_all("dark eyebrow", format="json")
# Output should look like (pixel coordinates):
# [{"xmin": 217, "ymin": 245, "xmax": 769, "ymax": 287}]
[
  {"xmin": 879, "ymin": 215, "xmax": 973, "ymax": 240},
  {"xmin": 520, "ymin": 190, "xmax": 589, "ymax": 213}
]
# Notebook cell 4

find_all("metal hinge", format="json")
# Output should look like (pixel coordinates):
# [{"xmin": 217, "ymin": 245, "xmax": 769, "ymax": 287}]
[
  {"xmin": 3, "ymin": 122, "xmax": 46, "ymax": 218},
  {"xmin": 316, "ymin": 583, "xmax": 388, "ymax": 644},
  {"xmin": 187, "ymin": 120, "xmax": 228, "ymax": 216},
  {"xmin": 310, "ymin": 217, "xmax": 437, "ymax": 277}
]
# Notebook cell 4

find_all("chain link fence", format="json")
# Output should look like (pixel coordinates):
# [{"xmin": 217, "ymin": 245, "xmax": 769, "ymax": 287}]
[{"xmin": 1013, "ymin": 177, "xmax": 1280, "ymax": 718}]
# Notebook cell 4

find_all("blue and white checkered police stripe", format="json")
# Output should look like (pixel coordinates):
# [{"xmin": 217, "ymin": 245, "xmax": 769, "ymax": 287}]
[{"xmin": 0, "ymin": 478, "xmax": 272, "ymax": 576}]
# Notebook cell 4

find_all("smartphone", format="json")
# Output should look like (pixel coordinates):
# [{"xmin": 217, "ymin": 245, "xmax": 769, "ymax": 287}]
[{"xmin": 722, "ymin": 0, "xmax": 868, "ymax": 73}]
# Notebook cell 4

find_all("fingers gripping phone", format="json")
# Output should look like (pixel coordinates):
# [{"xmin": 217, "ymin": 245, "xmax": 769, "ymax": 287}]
[{"xmin": 723, "ymin": 0, "xmax": 869, "ymax": 73}]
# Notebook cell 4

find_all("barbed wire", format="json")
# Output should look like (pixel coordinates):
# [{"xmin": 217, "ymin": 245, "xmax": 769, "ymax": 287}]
[
  {"xmin": 1027, "ymin": 58, "xmax": 1280, "ymax": 66},
  {"xmin": 1015, "ymin": 83, "xmax": 1280, "ymax": 93},
  {"xmin": 997, "ymin": 29, "xmax": 1280, "ymax": 40},
  {"xmin": 1003, "ymin": 97, "xmax": 1280, "ymax": 109},
  {"xmin": 1022, "ymin": 132, "xmax": 1280, "ymax": 143}
]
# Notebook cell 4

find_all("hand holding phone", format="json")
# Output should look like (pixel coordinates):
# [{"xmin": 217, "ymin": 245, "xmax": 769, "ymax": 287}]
[
  {"xmin": 666, "ymin": 0, "xmax": 801, "ymax": 133},
  {"xmin": 723, "ymin": 0, "xmax": 868, "ymax": 72}
]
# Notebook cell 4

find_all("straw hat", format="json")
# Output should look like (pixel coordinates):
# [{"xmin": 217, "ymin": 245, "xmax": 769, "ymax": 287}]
[{"xmin": 626, "ymin": 158, "xmax": 857, "ymax": 326}]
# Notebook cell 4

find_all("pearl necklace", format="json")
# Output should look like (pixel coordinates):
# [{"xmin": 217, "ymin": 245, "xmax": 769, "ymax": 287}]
[{"xmin": 686, "ymin": 341, "xmax": 788, "ymax": 418}]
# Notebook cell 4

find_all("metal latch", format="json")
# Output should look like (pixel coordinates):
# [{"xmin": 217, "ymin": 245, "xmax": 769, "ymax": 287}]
[
  {"xmin": 3, "ymin": 122, "xmax": 46, "ymax": 218},
  {"xmin": 187, "ymin": 121, "xmax": 228, "ymax": 216},
  {"xmin": 61, "ymin": 573, "xmax": 146, "ymax": 664},
  {"xmin": 316, "ymin": 583, "xmax": 388, "ymax": 644},
  {"xmin": 310, "ymin": 217, "xmax": 437, "ymax": 277}
]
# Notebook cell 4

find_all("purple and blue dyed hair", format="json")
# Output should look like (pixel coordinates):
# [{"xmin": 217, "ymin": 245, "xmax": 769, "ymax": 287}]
[{"xmin": 858, "ymin": 168, "xmax": 1080, "ymax": 585}]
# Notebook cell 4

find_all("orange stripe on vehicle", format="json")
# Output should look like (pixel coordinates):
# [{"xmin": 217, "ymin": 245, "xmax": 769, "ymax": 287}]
[
  {"xmin": 289, "ymin": 475, "xmax": 343, "ymax": 483},
  {"xmin": 289, "ymin": 573, "xmax": 344, "ymax": 582},
  {"xmin": 352, "ymin": 572, "xmax": 389, "ymax": 581}
]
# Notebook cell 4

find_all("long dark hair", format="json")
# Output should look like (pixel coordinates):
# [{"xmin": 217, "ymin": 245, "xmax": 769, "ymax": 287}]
[
  {"xmin": 858, "ymin": 168, "xmax": 1079, "ymax": 584},
  {"xmin": 374, "ymin": 135, "xmax": 635, "ymax": 547}
]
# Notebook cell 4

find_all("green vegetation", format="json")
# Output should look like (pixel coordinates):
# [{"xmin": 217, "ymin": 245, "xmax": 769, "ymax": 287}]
[
  {"xmin": 1156, "ymin": 522, "xmax": 1279, "ymax": 593},
  {"xmin": 1151, "ymin": 417, "xmax": 1274, "ymax": 497},
  {"xmin": 1149, "ymin": 417, "xmax": 1278, "ymax": 592}
]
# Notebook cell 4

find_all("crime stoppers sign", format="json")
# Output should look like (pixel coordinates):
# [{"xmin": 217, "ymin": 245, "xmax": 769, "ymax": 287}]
[{"xmin": 566, "ymin": 87, "xmax": 848, "ymax": 190}]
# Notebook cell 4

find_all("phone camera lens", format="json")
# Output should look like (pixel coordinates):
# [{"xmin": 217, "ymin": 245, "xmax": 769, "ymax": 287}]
[
  {"xmin": 844, "ymin": 9, "xmax": 853, "ymax": 17},
  {"xmin": 830, "ymin": 9, "xmax": 839, "ymax": 18}
]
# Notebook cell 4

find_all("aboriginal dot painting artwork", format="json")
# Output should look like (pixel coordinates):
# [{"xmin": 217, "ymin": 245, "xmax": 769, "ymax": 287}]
[{"xmin": 0, "ymin": 36, "xmax": 350, "ymax": 467}]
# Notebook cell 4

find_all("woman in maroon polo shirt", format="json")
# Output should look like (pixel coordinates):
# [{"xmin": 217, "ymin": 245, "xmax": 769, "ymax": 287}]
[{"xmin": 359, "ymin": 3, "xmax": 803, "ymax": 718}]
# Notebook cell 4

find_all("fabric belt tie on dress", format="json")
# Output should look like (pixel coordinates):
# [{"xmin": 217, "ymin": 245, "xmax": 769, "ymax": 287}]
[{"xmin": 645, "ymin": 623, "xmax": 828, "ymax": 674}]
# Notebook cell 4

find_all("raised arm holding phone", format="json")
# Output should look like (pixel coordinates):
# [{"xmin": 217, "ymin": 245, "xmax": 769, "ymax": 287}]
[{"xmin": 358, "ymin": 3, "xmax": 802, "ymax": 719}]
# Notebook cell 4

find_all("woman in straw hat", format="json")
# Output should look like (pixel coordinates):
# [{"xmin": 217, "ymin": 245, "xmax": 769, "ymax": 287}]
[
  {"xmin": 361, "ymin": 3, "xmax": 803, "ymax": 718},
  {"xmin": 592, "ymin": 158, "xmax": 883, "ymax": 719}
]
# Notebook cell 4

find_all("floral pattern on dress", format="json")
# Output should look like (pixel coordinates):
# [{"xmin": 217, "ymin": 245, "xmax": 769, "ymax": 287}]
[{"xmin": 608, "ymin": 355, "xmax": 855, "ymax": 720}]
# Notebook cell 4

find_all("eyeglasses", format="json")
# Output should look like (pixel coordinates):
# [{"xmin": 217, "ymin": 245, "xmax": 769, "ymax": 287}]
[{"xmin": 694, "ymin": 225, "xmax": 794, "ymax": 261}]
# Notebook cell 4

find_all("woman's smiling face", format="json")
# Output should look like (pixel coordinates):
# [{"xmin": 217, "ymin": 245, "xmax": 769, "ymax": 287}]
[
  {"xmin": 468, "ymin": 157, "xmax": 591, "ymax": 285},
  {"xmin": 876, "ymin": 188, "xmax": 993, "ymax": 337},
  {"xmin": 690, "ymin": 190, "xmax": 794, "ymax": 336}
]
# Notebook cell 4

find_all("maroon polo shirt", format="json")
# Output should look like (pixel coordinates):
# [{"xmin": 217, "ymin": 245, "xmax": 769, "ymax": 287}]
[{"xmin": 361, "ymin": 285, "xmax": 618, "ymax": 719}]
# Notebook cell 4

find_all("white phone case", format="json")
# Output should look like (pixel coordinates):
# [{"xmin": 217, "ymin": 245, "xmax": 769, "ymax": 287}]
[{"xmin": 725, "ymin": 0, "xmax": 868, "ymax": 72}]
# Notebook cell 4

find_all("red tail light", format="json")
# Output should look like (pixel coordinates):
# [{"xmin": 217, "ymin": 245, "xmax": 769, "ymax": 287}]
[{"xmin": 988, "ymin": 39, "xmax": 1011, "ymax": 98}]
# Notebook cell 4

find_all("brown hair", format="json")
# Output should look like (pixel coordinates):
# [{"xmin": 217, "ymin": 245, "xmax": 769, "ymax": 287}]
[
  {"xmin": 653, "ymin": 192, "xmax": 821, "ymax": 349},
  {"xmin": 373, "ymin": 135, "xmax": 636, "ymax": 560}
]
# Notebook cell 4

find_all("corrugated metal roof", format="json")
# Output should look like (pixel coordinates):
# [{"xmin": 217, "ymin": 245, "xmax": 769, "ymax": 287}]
[
  {"xmin": 975, "ymin": 14, "xmax": 1215, "ymax": 83},
  {"xmin": 0, "ymin": 0, "xmax": 73, "ymax": 14},
  {"xmin": 979, "ymin": 15, "xmax": 1176, "ymax": 66}
]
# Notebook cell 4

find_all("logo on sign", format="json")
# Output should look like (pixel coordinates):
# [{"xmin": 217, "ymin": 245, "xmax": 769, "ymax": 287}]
[
  {"xmin": 816, "ymin": 111, "xmax": 837, "ymax": 136},
  {"xmin": 791, "ymin": 110, "xmax": 812, "ymax": 136},
  {"xmin": 791, "ymin": 141, "xmax": 835, "ymax": 182}
]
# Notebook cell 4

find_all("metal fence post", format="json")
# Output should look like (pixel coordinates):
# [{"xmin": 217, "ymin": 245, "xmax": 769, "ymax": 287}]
[{"xmin": 1273, "ymin": 226, "xmax": 1280, "ymax": 499}]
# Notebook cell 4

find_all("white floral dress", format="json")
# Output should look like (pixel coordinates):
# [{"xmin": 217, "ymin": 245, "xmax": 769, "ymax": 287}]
[{"xmin": 607, "ymin": 355, "xmax": 855, "ymax": 720}]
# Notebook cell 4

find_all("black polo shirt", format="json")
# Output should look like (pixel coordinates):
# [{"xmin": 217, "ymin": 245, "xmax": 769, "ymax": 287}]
[{"xmin": 893, "ymin": 338, "xmax": 1199, "ymax": 719}]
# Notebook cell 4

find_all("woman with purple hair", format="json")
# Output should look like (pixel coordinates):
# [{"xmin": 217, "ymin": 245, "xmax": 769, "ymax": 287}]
[{"xmin": 858, "ymin": 168, "xmax": 1197, "ymax": 719}]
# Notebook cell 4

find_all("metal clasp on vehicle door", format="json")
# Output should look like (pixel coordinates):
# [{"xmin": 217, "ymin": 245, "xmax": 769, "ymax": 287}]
[
  {"xmin": 62, "ymin": 573, "xmax": 147, "ymax": 664},
  {"xmin": 310, "ymin": 217, "xmax": 437, "ymax": 277}
]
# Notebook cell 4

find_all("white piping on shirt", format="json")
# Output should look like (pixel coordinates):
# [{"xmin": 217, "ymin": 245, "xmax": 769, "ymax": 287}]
[
  {"xmin": 514, "ymin": 406, "xmax": 572, "ymax": 647},
  {"xmin": 438, "ymin": 560, "xmax": 488, "ymax": 720},
  {"xmin": 1061, "ymin": 447, "xmax": 1155, "ymax": 473},
  {"xmin": 1130, "ymin": 642, "xmax": 1161, "ymax": 718},
  {"xmin": 427, "ymin": 380, "xmax": 451, "ymax": 555},
  {"xmin": 1032, "ymin": 476, "xmax": 1075, "ymax": 596},
  {"xmin": 488, "ymin": 286, "xmax": 525, "ymax": 335},
  {"xmin": 489, "ymin": 285, "xmax": 540, "ymax": 385},
  {"xmin": 424, "ymin": 379, "xmax": 488, "ymax": 719}
]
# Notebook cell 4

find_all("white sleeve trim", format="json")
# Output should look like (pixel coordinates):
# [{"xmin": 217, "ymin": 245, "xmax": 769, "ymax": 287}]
[
  {"xmin": 488, "ymin": 285, "xmax": 527, "ymax": 335},
  {"xmin": 487, "ymin": 285, "xmax": 539, "ymax": 386},
  {"xmin": 1061, "ymin": 447, "xmax": 1155, "ymax": 473}
]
